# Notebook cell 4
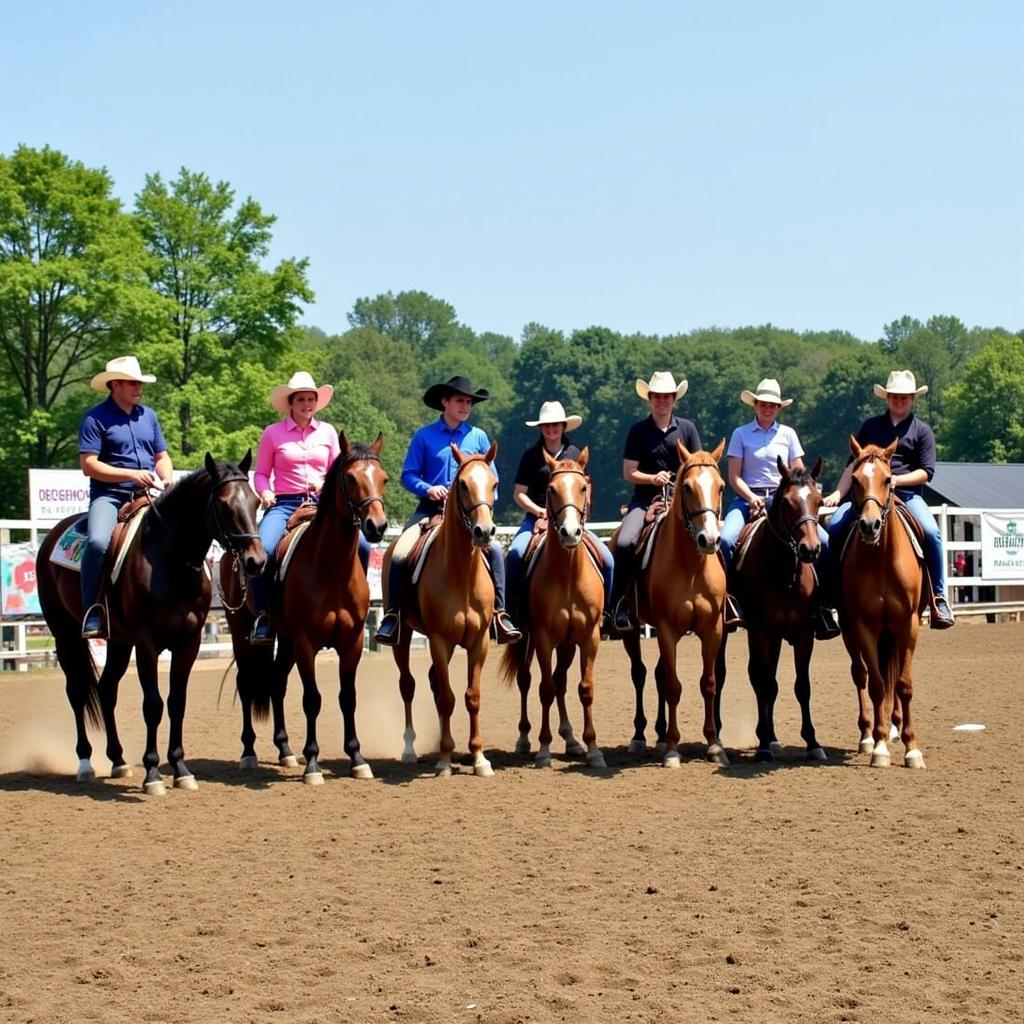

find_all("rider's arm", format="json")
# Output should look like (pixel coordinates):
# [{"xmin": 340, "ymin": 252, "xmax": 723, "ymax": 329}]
[
  {"xmin": 513, "ymin": 482, "xmax": 545, "ymax": 518},
  {"xmin": 623, "ymin": 458, "xmax": 672, "ymax": 488},
  {"xmin": 823, "ymin": 464, "xmax": 853, "ymax": 507},
  {"xmin": 153, "ymin": 450, "xmax": 174, "ymax": 486},
  {"xmin": 80, "ymin": 453, "xmax": 157, "ymax": 488}
]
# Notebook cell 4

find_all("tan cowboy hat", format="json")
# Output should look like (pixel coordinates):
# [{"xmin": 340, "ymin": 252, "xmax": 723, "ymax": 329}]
[
  {"xmin": 525, "ymin": 400, "xmax": 583, "ymax": 431},
  {"xmin": 741, "ymin": 377, "xmax": 793, "ymax": 408},
  {"xmin": 873, "ymin": 369, "xmax": 928, "ymax": 399},
  {"xmin": 636, "ymin": 371, "xmax": 688, "ymax": 400},
  {"xmin": 269, "ymin": 371, "xmax": 334, "ymax": 414},
  {"xmin": 90, "ymin": 355, "xmax": 156, "ymax": 391}
]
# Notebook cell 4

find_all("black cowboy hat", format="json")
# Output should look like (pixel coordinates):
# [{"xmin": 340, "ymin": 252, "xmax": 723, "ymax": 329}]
[{"xmin": 422, "ymin": 375, "xmax": 491, "ymax": 410}]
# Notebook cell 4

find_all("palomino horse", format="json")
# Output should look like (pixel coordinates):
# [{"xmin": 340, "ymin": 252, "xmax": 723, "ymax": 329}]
[
  {"xmin": 500, "ymin": 449, "xmax": 606, "ymax": 769},
  {"xmin": 714, "ymin": 458, "xmax": 828, "ymax": 763},
  {"xmin": 619, "ymin": 440, "xmax": 729, "ymax": 767},
  {"xmin": 221, "ymin": 434, "xmax": 388, "ymax": 784},
  {"xmin": 840, "ymin": 437, "xmax": 926, "ymax": 768},
  {"xmin": 36, "ymin": 453, "xmax": 265, "ymax": 794},
  {"xmin": 385, "ymin": 442, "xmax": 498, "ymax": 777}
]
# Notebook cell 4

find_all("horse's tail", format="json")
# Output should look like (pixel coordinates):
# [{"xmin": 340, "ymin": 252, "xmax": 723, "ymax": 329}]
[
  {"xmin": 81, "ymin": 650, "xmax": 103, "ymax": 730},
  {"xmin": 499, "ymin": 634, "xmax": 531, "ymax": 688},
  {"xmin": 235, "ymin": 647, "xmax": 274, "ymax": 721}
]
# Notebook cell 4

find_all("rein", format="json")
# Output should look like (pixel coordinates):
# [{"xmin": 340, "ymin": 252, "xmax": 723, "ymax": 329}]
[{"xmin": 764, "ymin": 486, "xmax": 820, "ymax": 588}]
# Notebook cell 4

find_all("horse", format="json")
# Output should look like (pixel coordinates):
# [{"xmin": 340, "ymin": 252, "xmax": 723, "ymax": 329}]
[
  {"xmin": 839, "ymin": 437, "xmax": 926, "ymax": 768},
  {"xmin": 220, "ymin": 433, "xmax": 388, "ymax": 784},
  {"xmin": 499, "ymin": 449, "xmax": 606, "ymax": 769},
  {"xmin": 714, "ymin": 457, "xmax": 828, "ymax": 763},
  {"xmin": 36, "ymin": 453, "xmax": 266, "ymax": 794},
  {"xmin": 385, "ymin": 442, "xmax": 498, "ymax": 777},
  {"xmin": 618, "ymin": 440, "xmax": 729, "ymax": 767}
]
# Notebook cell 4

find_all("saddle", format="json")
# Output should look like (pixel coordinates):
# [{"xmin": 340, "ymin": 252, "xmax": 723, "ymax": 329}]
[
  {"xmin": 49, "ymin": 498, "xmax": 149, "ymax": 587},
  {"xmin": 733, "ymin": 515, "xmax": 768, "ymax": 573},
  {"xmin": 409, "ymin": 516, "xmax": 445, "ymax": 586},
  {"xmin": 637, "ymin": 503, "xmax": 669, "ymax": 573},
  {"xmin": 272, "ymin": 502, "xmax": 319, "ymax": 582}
]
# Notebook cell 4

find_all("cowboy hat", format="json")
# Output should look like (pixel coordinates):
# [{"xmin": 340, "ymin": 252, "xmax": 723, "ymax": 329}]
[
  {"xmin": 873, "ymin": 369, "xmax": 928, "ymax": 399},
  {"xmin": 741, "ymin": 377, "xmax": 793, "ymax": 408},
  {"xmin": 422, "ymin": 375, "xmax": 490, "ymax": 410},
  {"xmin": 636, "ymin": 371, "xmax": 688, "ymax": 400},
  {"xmin": 90, "ymin": 355, "xmax": 156, "ymax": 391},
  {"xmin": 525, "ymin": 400, "xmax": 583, "ymax": 431},
  {"xmin": 269, "ymin": 371, "xmax": 334, "ymax": 414}
]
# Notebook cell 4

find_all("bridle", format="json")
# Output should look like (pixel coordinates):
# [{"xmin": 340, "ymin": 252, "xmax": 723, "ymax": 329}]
[
  {"xmin": 676, "ymin": 457, "xmax": 721, "ymax": 542},
  {"xmin": 764, "ymin": 481, "xmax": 821, "ymax": 587},
  {"xmin": 547, "ymin": 466, "xmax": 590, "ymax": 525},
  {"xmin": 852, "ymin": 455, "xmax": 894, "ymax": 529},
  {"xmin": 452, "ymin": 456, "xmax": 495, "ymax": 534},
  {"xmin": 336, "ymin": 449, "xmax": 386, "ymax": 528},
  {"xmin": 208, "ymin": 470, "xmax": 262, "ymax": 610}
]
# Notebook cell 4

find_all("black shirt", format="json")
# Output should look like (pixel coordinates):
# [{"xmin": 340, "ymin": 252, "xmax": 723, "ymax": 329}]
[
  {"xmin": 514, "ymin": 438, "xmax": 582, "ymax": 510},
  {"xmin": 850, "ymin": 412, "xmax": 936, "ymax": 496},
  {"xmin": 623, "ymin": 414, "xmax": 702, "ymax": 506}
]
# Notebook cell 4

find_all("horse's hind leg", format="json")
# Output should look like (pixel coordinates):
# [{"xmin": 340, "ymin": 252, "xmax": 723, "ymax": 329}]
[
  {"xmin": 53, "ymin": 631, "xmax": 102, "ymax": 782},
  {"xmin": 843, "ymin": 630, "xmax": 873, "ymax": 754},
  {"xmin": 134, "ymin": 645, "xmax": 168, "ymax": 796},
  {"xmin": 272, "ymin": 641, "xmax": 298, "ymax": 767},
  {"xmin": 748, "ymin": 630, "xmax": 782, "ymax": 762},
  {"xmin": 554, "ymin": 644, "xmax": 585, "ymax": 757},
  {"xmin": 515, "ymin": 656, "xmax": 533, "ymax": 757},
  {"xmin": 623, "ymin": 630, "xmax": 649, "ymax": 755},
  {"xmin": 394, "ymin": 636, "xmax": 418, "ymax": 763},
  {"xmin": 96, "ymin": 641, "xmax": 134, "ymax": 779},
  {"xmin": 653, "ymin": 658, "xmax": 668, "ymax": 756},
  {"xmin": 337, "ymin": 637, "xmax": 373, "ymax": 780},
  {"xmin": 714, "ymin": 633, "xmax": 728, "ymax": 746},
  {"xmin": 793, "ymin": 634, "xmax": 826, "ymax": 762}
]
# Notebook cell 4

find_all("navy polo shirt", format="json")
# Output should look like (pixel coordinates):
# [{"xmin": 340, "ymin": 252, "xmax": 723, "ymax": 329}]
[
  {"xmin": 851, "ymin": 412, "xmax": 936, "ymax": 496},
  {"xmin": 623, "ymin": 414, "xmax": 702, "ymax": 506},
  {"xmin": 78, "ymin": 396, "xmax": 169, "ymax": 499}
]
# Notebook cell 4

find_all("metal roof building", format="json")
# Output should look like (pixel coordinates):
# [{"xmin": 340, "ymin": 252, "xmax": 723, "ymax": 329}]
[{"xmin": 925, "ymin": 462, "xmax": 1024, "ymax": 509}]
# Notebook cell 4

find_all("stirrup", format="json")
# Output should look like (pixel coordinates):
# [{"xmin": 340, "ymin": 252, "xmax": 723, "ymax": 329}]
[
  {"xmin": 814, "ymin": 605, "xmax": 842, "ymax": 641},
  {"xmin": 249, "ymin": 613, "xmax": 274, "ymax": 646},
  {"xmin": 724, "ymin": 594, "xmax": 745, "ymax": 632},
  {"xmin": 81, "ymin": 604, "xmax": 106, "ymax": 640},
  {"xmin": 492, "ymin": 611, "xmax": 522, "ymax": 645},
  {"xmin": 930, "ymin": 596, "xmax": 955, "ymax": 630},
  {"xmin": 374, "ymin": 610, "xmax": 401, "ymax": 647}
]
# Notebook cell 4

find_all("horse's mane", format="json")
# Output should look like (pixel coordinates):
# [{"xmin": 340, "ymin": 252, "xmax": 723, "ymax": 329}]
[
  {"xmin": 853, "ymin": 444, "xmax": 892, "ymax": 469},
  {"xmin": 780, "ymin": 465, "xmax": 817, "ymax": 490},
  {"xmin": 314, "ymin": 443, "xmax": 379, "ymax": 526},
  {"xmin": 150, "ymin": 466, "xmax": 212, "ymax": 519}
]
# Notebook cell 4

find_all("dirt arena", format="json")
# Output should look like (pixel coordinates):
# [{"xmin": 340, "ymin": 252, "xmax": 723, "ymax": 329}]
[{"xmin": 0, "ymin": 620, "xmax": 1020, "ymax": 1024}]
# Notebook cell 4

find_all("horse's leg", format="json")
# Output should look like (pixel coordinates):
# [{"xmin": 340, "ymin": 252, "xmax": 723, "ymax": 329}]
[
  {"xmin": 852, "ymin": 621, "xmax": 893, "ymax": 767},
  {"xmin": 292, "ymin": 640, "xmax": 324, "ymax": 785},
  {"xmin": 165, "ymin": 633, "xmax": 202, "ymax": 790},
  {"xmin": 653, "ymin": 658, "xmax": 668, "ymax": 755},
  {"xmin": 514, "ymin": 653, "xmax": 533, "ymax": 757},
  {"xmin": 534, "ymin": 636, "xmax": 556, "ymax": 769},
  {"xmin": 793, "ymin": 633, "xmax": 826, "ymax": 762},
  {"xmin": 842, "ymin": 628, "xmax": 873, "ymax": 753},
  {"xmin": 699, "ymin": 626, "xmax": 729, "ymax": 766},
  {"xmin": 394, "ymin": 634, "xmax": 418, "ymax": 763},
  {"xmin": 656, "ymin": 629, "xmax": 683, "ymax": 768},
  {"xmin": 464, "ymin": 636, "xmax": 493, "ymax": 777},
  {"xmin": 577, "ymin": 637, "xmax": 606, "ymax": 769},
  {"xmin": 427, "ymin": 638, "xmax": 458, "ymax": 777},
  {"xmin": 95, "ymin": 640, "xmax": 134, "ymax": 779},
  {"xmin": 622, "ymin": 629, "xmax": 648, "ymax": 755},
  {"xmin": 713, "ymin": 632, "xmax": 728, "ymax": 748},
  {"xmin": 747, "ymin": 629, "xmax": 781, "ymax": 763},
  {"xmin": 895, "ymin": 622, "xmax": 925, "ymax": 769},
  {"xmin": 272, "ymin": 640, "xmax": 298, "ymax": 767},
  {"xmin": 52, "ymin": 629, "xmax": 102, "ymax": 782},
  {"xmin": 337, "ymin": 636, "xmax": 373, "ymax": 780},
  {"xmin": 554, "ymin": 644, "xmax": 585, "ymax": 757},
  {"xmin": 236, "ymin": 650, "xmax": 259, "ymax": 770},
  {"xmin": 134, "ymin": 644, "xmax": 168, "ymax": 796}
]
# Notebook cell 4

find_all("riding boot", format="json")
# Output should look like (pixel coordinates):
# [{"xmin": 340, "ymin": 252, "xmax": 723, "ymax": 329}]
[
  {"xmin": 609, "ymin": 544, "xmax": 636, "ymax": 634},
  {"xmin": 716, "ymin": 550, "xmax": 745, "ymax": 632},
  {"xmin": 812, "ymin": 562, "xmax": 841, "ymax": 640},
  {"xmin": 374, "ymin": 557, "xmax": 406, "ymax": 647},
  {"xmin": 81, "ymin": 603, "xmax": 107, "ymax": 640},
  {"xmin": 484, "ymin": 541, "xmax": 522, "ymax": 644},
  {"xmin": 931, "ymin": 595, "xmax": 955, "ymax": 629}
]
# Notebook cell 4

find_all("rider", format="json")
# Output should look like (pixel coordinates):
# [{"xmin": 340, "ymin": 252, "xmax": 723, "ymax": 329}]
[
  {"xmin": 505, "ymin": 400, "xmax": 615, "ymax": 629},
  {"xmin": 249, "ymin": 371, "xmax": 362, "ymax": 646},
  {"xmin": 823, "ymin": 369, "xmax": 955, "ymax": 629},
  {"xmin": 720, "ymin": 377, "xmax": 841, "ymax": 640},
  {"xmin": 373, "ymin": 375, "xmax": 522, "ymax": 647},
  {"xmin": 608, "ymin": 371, "xmax": 701, "ymax": 634},
  {"xmin": 78, "ymin": 355, "xmax": 175, "ymax": 639}
]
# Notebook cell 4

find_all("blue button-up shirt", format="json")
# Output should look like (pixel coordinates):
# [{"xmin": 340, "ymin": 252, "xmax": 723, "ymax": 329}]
[
  {"xmin": 401, "ymin": 417, "xmax": 496, "ymax": 499},
  {"xmin": 78, "ymin": 396, "xmax": 169, "ymax": 500}
]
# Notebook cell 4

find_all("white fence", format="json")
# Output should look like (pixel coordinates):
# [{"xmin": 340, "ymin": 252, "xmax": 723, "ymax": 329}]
[{"xmin": 3, "ymin": 506, "xmax": 1022, "ymax": 670}]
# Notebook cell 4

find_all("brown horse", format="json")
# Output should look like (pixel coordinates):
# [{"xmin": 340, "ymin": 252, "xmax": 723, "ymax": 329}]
[
  {"xmin": 714, "ymin": 458, "xmax": 828, "ymax": 763},
  {"xmin": 619, "ymin": 440, "xmax": 728, "ymax": 767},
  {"xmin": 221, "ymin": 434, "xmax": 388, "ymax": 784},
  {"xmin": 385, "ymin": 442, "xmax": 498, "ymax": 777},
  {"xmin": 36, "ymin": 453, "xmax": 266, "ymax": 794},
  {"xmin": 500, "ymin": 449, "xmax": 606, "ymax": 769},
  {"xmin": 840, "ymin": 438, "xmax": 926, "ymax": 768}
]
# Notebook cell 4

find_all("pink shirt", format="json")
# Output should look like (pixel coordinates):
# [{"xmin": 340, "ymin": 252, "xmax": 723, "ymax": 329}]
[{"xmin": 254, "ymin": 416, "xmax": 340, "ymax": 496}]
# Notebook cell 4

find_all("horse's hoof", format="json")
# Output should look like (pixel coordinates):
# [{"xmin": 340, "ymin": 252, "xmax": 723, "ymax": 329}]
[
  {"xmin": 807, "ymin": 746, "xmax": 828, "ymax": 763},
  {"xmin": 238, "ymin": 755, "xmax": 259, "ymax": 771},
  {"xmin": 110, "ymin": 763, "xmax": 134, "ymax": 779},
  {"xmin": 769, "ymin": 740, "xmax": 784, "ymax": 756},
  {"xmin": 279, "ymin": 754, "xmax": 299, "ymax": 768},
  {"xmin": 869, "ymin": 751, "xmax": 891, "ymax": 768},
  {"xmin": 303, "ymin": 771, "xmax": 325, "ymax": 786},
  {"xmin": 351, "ymin": 762, "xmax": 374, "ymax": 780},
  {"xmin": 586, "ymin": 750, "xmax": 607, "ymax": 769},
  {"xmin": 662, "ymin": 751, "xmax": 681, "ymax": 769},
  {"xmin": 143, "ymin": 778, "xmax": 167, "ymax": 796},
  {"xmin": 858, "ymin": 737, "xmax": 874, "ymax": 755},
  {"xmin": 514, "ymin": 738, "xmax": 531, "ymax": 757},
  {"xmin": 754, "ymin": 748, "xmax": 775, "ymax": 764},
  {"xmin": 402, "ymin": 751, "xmax": 419, "ymax": 764},
  {"xmin": 174, "ymin": 774, "xmax": 198, "ymax": 791},
  {"xmin": 628, "ymin": 739, "xmax": 646, "ymax": 756},
  {"xmin": 76, "ymin": 764, "xmax": 96, "ymax": 783},
  {"xmin": 565, "ymin": 741, "xmax": 587, "ymax": 757},
  {"xmin": 707, "ymin": 745, "xmax": 730, "ymax": 766},
  {"xmin": 473, "ymin": 758, "xmax": 494, "ymax": 778},
  {"xmin": 534, "ymin": 753, "xmax": 552, "ymax": 769},
  {"xmin": 434, "ymin": 762, "xmax": 452, "ymax": 777},
  {"xmin": 904, "ymin": 749, "xmax": 926, "ymax": 770}
]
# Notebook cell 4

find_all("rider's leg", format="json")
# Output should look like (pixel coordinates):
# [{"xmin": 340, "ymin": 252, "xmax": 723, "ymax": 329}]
[
  {"xmin": 903, "ymin": 493, "xmax": 954, "ymax": 628},
  {"xmin": 374, "ymin": 520, "xmax": 422, "ymax": 646},
  {"xmin": 719, "ymin": 497, "xmax": 750, "ymax": 630},
  {"xmin": 505, "ymin": 517, "xmax": 536, "ymax": 615},
  {"xmin": 487, "ymin": 538, "xmax": 522, "ymax": 644},
  {"xmin": 609, "ymin": 506, "xmax": 646, "ymax": 631},
  {"xmin": 80, "ymin": 493, "xmax": 124, "ymax": 638},
  {"xmin": 250, "ymin": 499, "xmax": 297, "ymax": 644},
  {"xmin": 813, "ymin": 523, "xmax": 841, "ymax": 640}
]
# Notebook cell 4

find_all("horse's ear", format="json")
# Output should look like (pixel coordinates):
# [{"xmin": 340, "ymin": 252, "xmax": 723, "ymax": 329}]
[
  {"xmin": 485, "ymin": 440, "xmax": 498, "ymax": 463},
  {"xmin": 810, "ymin": 456, "xmax": 822, "ymax": 480},
  {"xmin": 776, "ymin": 455, "xmax": 791, "ymax": 478},
  {"xmin": 542, "ymin": 448, "xmax": 557, "ymax": 469},
  {"xmin": 239, "ymin": 448, "xmax": 253, "ymax": 474},
  {"xmin": 883, "ymin": 439, "xmax": 898, "ymax": 461},
  {"xmin": 339, "ymin": 431, "xmax": 350, "ymax": 456},
  {"xmin": 577, "ymin": 446, "xmax": 589, "ymax": 470},
  {"xmin": 850, "ymin": 436, "xmax": 862, "ymax": 457},
  {"xmin": 371, "ymin": 431, "xmax": 384, "ymax": 455},
  {"xmin": 676, "ymin": 440, "xmax": 692, "ymax": 461},
  {"xmin": 205, "ymin": 452, "xmax": 218, "ymax": 479},
  {"xmin": 710, "ymin": 438, "xmax": 726, "ymax": 462},
  {"xmin": 451, "ymin": 442, "xmax": 467, "ymax": 465}
]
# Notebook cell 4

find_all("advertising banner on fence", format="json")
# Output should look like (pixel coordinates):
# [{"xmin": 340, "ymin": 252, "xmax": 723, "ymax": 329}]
[
  {"xmin": 1, "ymin": 542, "xmax": 41, "ymax": 616},
  {"xmin": 980, "ymin": 511, "xmax": 1024, "ymax": 581},
  {"xmin": 28, "ymin": 468, "xmax": 91, "ymax": 522}
]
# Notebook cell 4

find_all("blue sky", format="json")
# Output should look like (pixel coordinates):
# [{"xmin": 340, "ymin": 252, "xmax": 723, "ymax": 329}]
[{"xmin": 5, "ymin": 1, "xmax": 1022, "ymax": 341}]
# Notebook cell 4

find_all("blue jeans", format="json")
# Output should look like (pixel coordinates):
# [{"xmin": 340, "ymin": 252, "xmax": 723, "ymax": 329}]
[
  {"xmin": 827, "ymin": 492, "xmax": 945, "ymax": 597},
  {"xmin": 81, "ymin": 492, "xmax": 130, "ymax": 609},
  {"xmin": 721, "ymin": 495, "xmax": 830, "ymax": 567}
]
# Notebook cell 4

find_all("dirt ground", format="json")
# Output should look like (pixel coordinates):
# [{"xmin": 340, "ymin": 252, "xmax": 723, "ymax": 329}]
[{"xmin": 0, "ymin": 620, "xmax": 1021, "ymax": 1024}]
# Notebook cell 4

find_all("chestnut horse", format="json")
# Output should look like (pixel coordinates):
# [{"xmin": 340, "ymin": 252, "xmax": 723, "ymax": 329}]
[
  {"xmin": 618, "ymin": 440, "xmax": 729, "ymax": 767},
  {"xmin": 714, "ymin": 458, "xmax": 828, "ymax": 763},
  {"xmin": 840, "ymin": 438, "xmax": 926, "ymax": 768},
  {"xmin": 499, "ymin": 449, "xmax": 606, "ymax": 769},
  {"xmin": 221, "ymin": 434, "xmax": 388, "ymax": 784},
  {"xmin": 36, "ymin": 453, "xmax": 266, "ymax": 794},
  {"xmin": 385, "ymin": 443, "xmax": 498, "ymax": 777}
]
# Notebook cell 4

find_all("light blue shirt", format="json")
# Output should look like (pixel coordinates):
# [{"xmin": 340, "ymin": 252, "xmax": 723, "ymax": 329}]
[
  {"xmin": 401, "ymin": 417, "xmax": 497, "ymax": 499},
  {"xmin": 726, "ymin": 419, "xmax": 804, "ymax": 490}
]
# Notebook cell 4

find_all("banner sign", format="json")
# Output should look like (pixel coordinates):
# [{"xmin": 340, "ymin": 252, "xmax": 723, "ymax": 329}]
[
  {"xmin": 29, "ymin": 468, "xmax": 91, "ymax": 522},
  {"xmin": 980, "ymin": 511, "xmax": 1024, "ymax": 581},
  {"xmin": 1, "ymin": 542, "xmax": 42, "ymax": 616}
]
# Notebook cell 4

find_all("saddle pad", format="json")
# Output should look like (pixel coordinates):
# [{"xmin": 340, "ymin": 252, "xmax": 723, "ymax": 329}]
[
  {"xmin": 639, "ymin": 512, "xmax": 668, "ymax": 572},
  {"xmin": 733, "ymin": 517, "xmax": 768, "ymax": 573},
  {"xmin": 50, "ymin": 519, "xmax": 89, "ymax": 572},
  {"xmin": 111, "ymin": 507, "xmax": 147, "ymax": 583},
  {"xmin": 523, "ymin": 531, "xmax": 604, "ymax": 587},
  {"xmin": 275, "ymin": 520, "xmax": 312, "ymax": 582},
  {"xmin": 410, "ymin": 524, "xmax": 442, "ymax": 586}
]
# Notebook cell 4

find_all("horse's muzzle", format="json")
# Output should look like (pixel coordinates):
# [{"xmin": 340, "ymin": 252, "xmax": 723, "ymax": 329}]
[
  {"xmin": 241, "ymin": 545, "xmax": 269, "ymax": 578},
  {"xmin": 362, "ymin": 517, "xmax": 388, "ymax": 544},
  {"xmin": 471, "ymin": 522, "xmax": 495, "ymax": 546},
  {"xmin": 857, "ymin": 517, "xmax": 883, "ymax": 544}
]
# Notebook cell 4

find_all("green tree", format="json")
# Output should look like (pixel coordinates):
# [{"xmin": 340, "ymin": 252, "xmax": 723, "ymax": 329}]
[
  {"xmin": 133, "ymin": 168, "xmax": 313, "ymax": 461},
  {"xmin": 348, "ymin": 290, "xmax": 465, "ymax": 363}
]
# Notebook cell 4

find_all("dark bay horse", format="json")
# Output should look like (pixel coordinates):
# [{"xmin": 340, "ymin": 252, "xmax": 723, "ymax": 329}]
[
  {"xmin": 500, "ymin": 449, "xmax": 606, "ymax": 769},
  {"xmin": 36, "ymin": 453, "xmax": 265, "ymax": 794},
  {"xmin": 715, "ymin": 458, "xmax": 828, "ymax": 763},
  {"xmin": 221, "ymin": 434, "xmax": 388, "ymax": 784},
  {"xmin": 840, "ymin": 438, "xmax": 926, "ymax": 768},
  {"xmin": 385, "ymin": 443, "xmax": 498, "ymax": 777},
  {"xmin": 618, "ymin": 440, "xmax": 729, "ymax": 767}
]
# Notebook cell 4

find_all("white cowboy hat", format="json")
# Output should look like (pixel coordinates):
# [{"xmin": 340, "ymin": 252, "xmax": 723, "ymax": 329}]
[
  {"xmin": 873, "ymin": 369, "xmax": 928, "ymax": 399},
  {"xmin": 90, "ymin": 355, "xmax": 156, "ymax": 391},
  {"xmin": 269, "ymin": 371, "xmax": 334, "ymax": 414},
  {"xmin": 525, "ymin": 400, "xmax": 583, "ymax": 431},
  {"xmin": 636, "ymin": 371, "xmax": 688, "ymax": 400},
  {"xmin": 741, "ymin": 377, "xmax": 793, "ymax": 408}
]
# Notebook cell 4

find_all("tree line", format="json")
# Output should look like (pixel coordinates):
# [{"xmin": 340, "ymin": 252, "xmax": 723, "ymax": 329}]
[{"xmin": 2, "ymin": 145, "xmax": 1022, "ymax": 524}]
